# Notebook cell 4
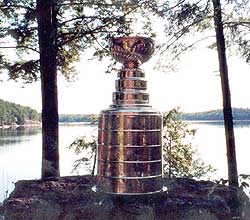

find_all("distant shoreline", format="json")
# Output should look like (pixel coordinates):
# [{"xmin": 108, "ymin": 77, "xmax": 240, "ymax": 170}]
[
  {"xmin": 1, "ymin": 107, "xmax": 250, "ymax": 129},
  {"xmin": 1, "ymin": 119, "xmax": 250, "ymax": 131},
  {"xmin": 0, "ymin": 121, "xmax": 41, "ymax": 130},
  {"xmin": 181, "ymin": 108, "xmax": 250, "ymax": 121}
]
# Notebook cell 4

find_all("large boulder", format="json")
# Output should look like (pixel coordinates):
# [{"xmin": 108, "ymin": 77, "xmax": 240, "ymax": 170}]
[{"xmin": 1, "ymin": 175, "xmax": 250, "ymax": 220}]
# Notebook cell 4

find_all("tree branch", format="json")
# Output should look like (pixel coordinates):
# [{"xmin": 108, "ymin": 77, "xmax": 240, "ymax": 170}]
[
  {"xmin": 159, "ymin": 15, "xmax": 214, "ymax": 54},
  {"xmin": 57, "ymin": 2, "xmax": 116, "ymax": 7},
  {"xmin": 156, "ymin": 0, "xmax": 186, "ymax": 15},
  {"xmin": 173, "ymin": 35, "xmax": 215, "ymax": 59},
  {"xmin": 224, "ymin": 21, "xmax": 250, "ymax": 27},
  {"xmin": 57, "ymin": 0, "xmax": 146, "ymax": 8},
  {"xmin": 58, "ymin": 13, "xmax": 127, "ymax": 47},
  {"xmin": 0, "ymin": 46, "xmax": 39, "ymax": 54},
  {"xmin": 59, "ymin": 15, "xmax": 102, "ymax": 27},
  {"xmin": 58, "ymin": 24, "xmax": 110, "ymax": 47}
]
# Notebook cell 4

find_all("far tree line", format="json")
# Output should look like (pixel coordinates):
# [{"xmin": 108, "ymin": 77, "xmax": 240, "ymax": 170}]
[
  {"xmin": 1, "ymin": 98, "xmax": 250, "ymax": 125},
  {"xmin": 181, "ymin": 108, "xmax": 250, "ymax": 121},
  {"xmin": 0, "ymin": 99, "xmax": 98, "ymax": 125},
  {"xmin": 0, "ymin": 99, "xmax": 40, "ymax": 125}
]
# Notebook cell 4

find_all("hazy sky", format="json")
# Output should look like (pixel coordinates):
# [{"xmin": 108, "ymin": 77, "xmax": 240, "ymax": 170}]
[{"xmin": 1, "ymin": 46, "xmax": 250, "ymax": 114}]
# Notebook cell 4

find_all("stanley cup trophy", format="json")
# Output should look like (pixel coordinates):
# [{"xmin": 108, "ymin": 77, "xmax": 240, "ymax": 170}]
[{"xmin": 96, "ymin": 36, "xmax": 163, "ymax": 195}]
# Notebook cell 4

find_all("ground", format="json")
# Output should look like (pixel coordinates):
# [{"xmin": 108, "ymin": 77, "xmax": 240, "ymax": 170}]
[{"xmin": 1, "ymin": 175, "xmax": 250, "ymax": 220}]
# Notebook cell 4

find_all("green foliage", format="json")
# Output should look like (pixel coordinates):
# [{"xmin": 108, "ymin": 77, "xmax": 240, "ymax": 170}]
[
  {"xmin": 67, "ymin": 114, "xmax": 98, "ymax": 175},
  {"xmin": 163, "ymin": 108, "xmax": 215, "ymax": 178},
  {"xmin": 0, "ymin": 0, "xmax": 158, "ymax": 83},
  {"xmin": 154, "ymin": 0, "xmax": 212, "ymax": 70},
  {"xmin": 59, "ymin": 114, "xmax": 98, "ymax": 123},
  {"xmin": 68, "ymin": 135, "xmax": 97, "ymax": 175},
  {"xmin": 0, "ymin": 98, "xmax": 40, "ymax": 125},
  {"xmin": 0, "ymin": 0, "xmax": 39, "ymax": 82},
  {"xmin": 215, "ymin": 174, "xmax": 250, "ymax": 194},
  {"xmin": 181, "ymin": 108, "xmax": 250, "ymax": 121},
  {"xmin": 155, "ymin": 0, "xmax": 250, "ymax": 70},
  {"xmin": 1, "ymin": 0, "xmax": 249, "ymax": 82},
  {"xmin": 239, "ymin": 174, "xmax": 250, "ymax": 193}
]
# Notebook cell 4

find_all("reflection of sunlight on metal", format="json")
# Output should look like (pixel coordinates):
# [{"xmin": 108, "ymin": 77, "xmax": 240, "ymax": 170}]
[{"xmin": 96, "ymin": 36, "xmax": 163, "ymax": 195}]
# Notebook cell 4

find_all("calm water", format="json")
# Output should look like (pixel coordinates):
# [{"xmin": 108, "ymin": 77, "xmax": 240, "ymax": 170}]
[
  {"xmin": 191, "ymin": 120, "xmax": 250, "ymax": 178},
  {"xmin": 0, "ymin": 121, "xmax": 249, "ymax": 202}
]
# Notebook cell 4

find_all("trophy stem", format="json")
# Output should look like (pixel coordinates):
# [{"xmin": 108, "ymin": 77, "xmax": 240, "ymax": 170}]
[
  {"xmin": 112, "ymin": 64, "xmax": 149, "ymax": 107},
  {"xmin": 124, "ymin": 61, "xmax": 140, "ymax": 68}
]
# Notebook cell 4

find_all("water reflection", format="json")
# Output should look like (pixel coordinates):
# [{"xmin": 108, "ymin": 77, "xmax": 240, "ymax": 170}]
[
  {"xmin": 0, "ymin": 127, "xmax": 40, "ymax": 147},
  {"xmin": 190, "ymin": 120, "xmax": 250, "ymax": 178},
  {"xmin": 189, "ymin": 120, "xmax": 250, "ymax": 128},
  {"xmin": 234, "ymin": 120, "xmax": 250, "ymax": 128}
]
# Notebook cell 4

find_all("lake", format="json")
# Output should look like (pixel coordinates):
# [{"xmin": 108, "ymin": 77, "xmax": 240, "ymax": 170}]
[{"xmin": 0, "ymin": 121, "xmax": 250, "ymax": 202}]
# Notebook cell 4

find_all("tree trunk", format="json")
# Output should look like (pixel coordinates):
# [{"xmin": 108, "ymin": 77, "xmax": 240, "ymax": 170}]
[
  {"xmin": 212, "ymin": 0, "xmax": 238, "ymax": 187},
  {"xmin": 37, "ymin": 0, "xmax": 60, "ymax": 179}
]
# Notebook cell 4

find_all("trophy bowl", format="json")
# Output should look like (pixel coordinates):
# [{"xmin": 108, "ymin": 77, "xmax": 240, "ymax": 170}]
[{"xmin": 110, "ymin": 36, "xmax": 155, "ymax": 65}]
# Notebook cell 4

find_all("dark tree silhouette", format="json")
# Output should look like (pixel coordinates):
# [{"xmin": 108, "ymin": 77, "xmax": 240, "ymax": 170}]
[
  {"xmin": 37, "ymin": 0, "xmax": 60, "ymax": 179},
  {"xmin": 212, "ymin": 0, "xmax": 238, "ymax": 187}
]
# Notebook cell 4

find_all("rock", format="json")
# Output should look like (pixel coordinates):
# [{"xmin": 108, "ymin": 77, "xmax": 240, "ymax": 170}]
[
  {"xmin": 2, "ymin": 175, "xmax": 250, "ymax": 220},
  {"xmin": 0, "ymin": 203, "xmax": 3, "ymax": 217}
]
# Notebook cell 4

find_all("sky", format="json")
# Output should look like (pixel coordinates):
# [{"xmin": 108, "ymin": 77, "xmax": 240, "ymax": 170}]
[{"xmin": 0, "ymin": 46, "xmax": 250, "ymax": 114}]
